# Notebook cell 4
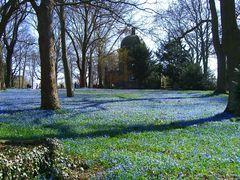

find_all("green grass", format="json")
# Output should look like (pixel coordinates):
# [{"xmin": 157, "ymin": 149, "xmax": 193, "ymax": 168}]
[
  {"xmin": 112, "ymin": 93, "xmax": 142, "ymax": 99},
  {"xmin": 0, "ymin": 89, "xmax": 239, "ymax": 178},
  {"xmin": 62, "ymin": 121, "xmax": 239, "ymax": 178}
]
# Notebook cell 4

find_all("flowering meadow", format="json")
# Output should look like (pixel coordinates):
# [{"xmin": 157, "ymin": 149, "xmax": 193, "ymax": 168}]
[{"xmin": 0, "ymin": 89, "xmax": 239, "ymax": 178}]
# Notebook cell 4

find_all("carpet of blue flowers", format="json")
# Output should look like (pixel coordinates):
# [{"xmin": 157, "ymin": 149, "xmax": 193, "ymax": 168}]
[{"xmin": 0, "ymin": 89, "xmax": 239, "ymax": 178}]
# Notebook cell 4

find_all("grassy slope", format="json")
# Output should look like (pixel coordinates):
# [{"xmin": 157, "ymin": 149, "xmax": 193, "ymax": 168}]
[{"xmin": 0, "ymin": 89, "xmax": 239, "ymax": 178}]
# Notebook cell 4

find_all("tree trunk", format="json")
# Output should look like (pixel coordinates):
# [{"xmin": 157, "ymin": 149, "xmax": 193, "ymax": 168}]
[
  {"xmin": 200, "ymin": 25, "xmax": 208, "ymax": 78},
  {"xmin": 97, "ymin": 48, "xmax": 104, "ymax": 88},
  {"xmin": 66, "ymin": 29, "xmax": 82, "ymax": 86},
  {"xmin": 5, "ymin": 48, "xmax": 13, "ymax": 88},
  {"xmin": 88, "ymin": 51, "xmax": 93, "ymax": 88},
  {"xmin": 80, "ymin": 49, "xmax": 87, "ymax": 87},
  {"xmin": 59, "ymin": 1, "xmax": 74, "ymax": 97},
  {"xmin": 32, "ymin": 0, "xmax": 60, "ymax": 110},
  {"xmin": 209, "ymin": 0, "xmax": 226, "ymax": 94},
  {"xmin": 98, "ymin": 62, "xmax": 103, "ymax": 88},
  {"xmin": 220, "ymin": 0, "xmax": 240, "ymax": 115},
  {"xmin": 0, "ymin": 44, "xmax": 5, "ymax": 90},
  {"xmin": 55, "ymin": 36, "xmax": 61, "ymax": 81},
  {"xmin": 18, "ymin": 65, "xmax": 21, "ymax": 88},
  {"xmin": 21, "ymin": 54, "xmax": 27, "ymax": 88}
]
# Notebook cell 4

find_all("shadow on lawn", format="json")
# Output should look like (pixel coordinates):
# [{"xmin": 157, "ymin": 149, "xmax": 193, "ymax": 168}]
[
  {"xmin": 62, "ymin": 93, "xmax": 226, "ymax": 112},
  {"xmin": 2, "ymin": 112, "xmax": 232, "ymax": 141},
  {"xmin": 63, "ymin": 112, "xmax": 232, "ymax": 139},
  {"xmin": 0, "ymin": 92, "xmax": 228, "ymax": 128},
  {"xmin": 0, "ymin": 91, "xmax": 226, "ymax": 120}
]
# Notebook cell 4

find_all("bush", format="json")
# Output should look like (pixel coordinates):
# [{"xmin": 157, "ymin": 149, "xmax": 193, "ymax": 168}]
[{"xmin": 179, "ymin": 63, "xmax": 216, "ymax": 90}]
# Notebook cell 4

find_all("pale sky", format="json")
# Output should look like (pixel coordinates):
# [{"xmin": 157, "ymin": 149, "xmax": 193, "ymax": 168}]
[{"xmin": 136, "ymin": 0, "xmax": 217, "ymax": 76}]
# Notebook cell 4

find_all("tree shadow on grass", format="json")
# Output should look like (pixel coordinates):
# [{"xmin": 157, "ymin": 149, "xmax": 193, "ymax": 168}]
[
  {"xmin": 67, "ymin": 112, "xmax": 232, "ymax": 139},
  {"xmin": 1, "ymin": 112, "xmax": 232, "ymax": 141},
  {"xmin": 61, "ymin": 93, "xmax": 227, "ymax": 113},
  {"xmin": 0, "ymin": 91, "xmax": 227, "ymax": 123},
  {"xmin": 0, "ymin": 108, "xmax": 56, "ymax": 125}
]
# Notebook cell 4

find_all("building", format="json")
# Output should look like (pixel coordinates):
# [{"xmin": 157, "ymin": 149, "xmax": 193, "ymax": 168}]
[{"xmin": 104, "ymin": 28, "xmax": 146, "ymax": 88}]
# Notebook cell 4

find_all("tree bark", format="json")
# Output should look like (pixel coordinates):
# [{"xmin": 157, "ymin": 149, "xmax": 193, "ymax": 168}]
[
  {"xmin": 5, "ymin": 48, "xmax": 13, "ymax": 88},
  {"xmin": 66, "ymin": 30, "xmax": 82, "ymax": 85},
  {"xmin": 80, "ymin": 49, "xmax": 87, "ymax": 87},
  {"xmin": 59, "ymin": 1, "xmax": 74, "ymax": 97},
  {"xmin": 88, "ymin": 50, "xmax": 93, "ymax": 88},
  {"xmin": 31, "ymin": 0, "xmax": 60, "ymax": 110},
  {"xmin": 220, "ymin": 0, "xmax": 240, "ymax": 115},
  {"xmin": 97, "ymin": 51, "xmax": 104, "ymax": 88},
  {"xmin": 209, "ymin": 0, "xmax": 226, "ymax": 94},
  {"xmin": 0, "ymin": 44, "xmax": 5, "ymax": 90},
  {"xmin": 21, "ymin": 54, "xmax": 27, "ymax": 88}
]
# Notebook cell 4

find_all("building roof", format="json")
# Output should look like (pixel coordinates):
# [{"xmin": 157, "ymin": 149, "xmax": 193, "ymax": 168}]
[{"xmin": 120, "ymin": 35, "xmax": 142, "ymax": 49}]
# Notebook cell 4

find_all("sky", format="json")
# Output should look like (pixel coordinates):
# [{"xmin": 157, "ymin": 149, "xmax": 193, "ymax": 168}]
[
  {"xmin": 135, "ymin": 0, "xmax": 217, "ymax": 76},
  {"xmin": 31, "ymin": 0, "xmax": 217, "ymax": 87}
]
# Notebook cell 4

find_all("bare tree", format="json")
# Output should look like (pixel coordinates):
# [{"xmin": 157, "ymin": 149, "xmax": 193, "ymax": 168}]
[
  {"xmin": 155, "ymin": 0, "xmax": 212, "ymax": 77},
  {"xmin": 66, "ymin": 0, "xmax": 133, "ymax": 88},
  {"xmin": 67, "ymin": 4, "xmax": 101, "ymax": 87},
  {"xmin": 3, "ymin": 6, "xmax": 27, "ymax": 88},
  {"xmin": 0, "ymin": 0, "xmax": 20, "ymax": 89}
]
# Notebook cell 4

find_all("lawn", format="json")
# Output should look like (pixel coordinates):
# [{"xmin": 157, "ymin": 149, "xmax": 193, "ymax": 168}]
[{"xmin": 0, "ymin": 89, "xmax": 239, "ymax": 178}]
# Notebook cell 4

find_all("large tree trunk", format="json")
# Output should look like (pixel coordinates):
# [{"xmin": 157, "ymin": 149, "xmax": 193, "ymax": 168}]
[
  {"xmin": 220, "ymin": 0, "xmax": 240, "ymax": 115},
  {"xmin": 32, "ymin": 0, "xmax": 60, "ymax": 110},
  {"xmin": 59, "ymin": 1, "xmax": 74, "ymax": 97},
  {"xmin": 209, "ymin": 0, "xmax": 226, "ymax": 94},
  {"xmin": 5, "ymin": 48, "xmax": 13, "ymax": 88}
]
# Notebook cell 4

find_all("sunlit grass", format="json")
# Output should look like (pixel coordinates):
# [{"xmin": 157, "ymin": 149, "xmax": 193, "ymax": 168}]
[{"xmin": 0, "ymin": 89, "xmax": 239, "ymax": 178}]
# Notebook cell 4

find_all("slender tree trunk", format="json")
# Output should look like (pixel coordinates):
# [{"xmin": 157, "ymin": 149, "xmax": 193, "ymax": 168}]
[
  {"xmin": 220, "ymin": 0, "xmax": 240, "ymax": 115},
  {"xmin": 97, "ymin": 48, "xmax": 104, "ymax": 88},
  {"xmin": 66, "ymin": 30, "xmax": 82, "ymax": 86},
  {"xmin": 21, "ymin": 54, "xmax": 27, "ymax": 88},
  {"xmin": 80, "ymin": 7, "xmax": 89, "ymax": 88},
  {"xmin": 18, "ymin": 65, "xmax": 21, "ymax": 88},
  {"xmin": 98, "ymin": 62, "xmax": 103, "ymax": 88},
  {"xmin": 80, "ymin": 49, "xmax": 87, "ymax": 87},
  {"xmin": 0, "ymin": 44, "xmax": 5, "ymax": 90},
  {"xmin": 31, "ymin": 71, "xmax": 34, "ymax": 89},
  {"xmin": 88, "ymin": 51, "xmax": 93, "ymax": 88},
  {"xmin": 55, "ymin": 36, "xmax": 61, "ymax": 81},
  {"xmin": 200, "ymin": 25, "xmax": 208, "ymax": 77},
  {"xmin": 31, "ymin": 0, "xmax": 60, "ymax": 110},
  {"xmin": 209, "ymin": 0, "xmax": 226, "ymax": 94},
  {"xmin": 59, "ymin": 1, "xmax": 74, "ymax": 97}
]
